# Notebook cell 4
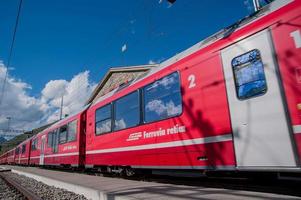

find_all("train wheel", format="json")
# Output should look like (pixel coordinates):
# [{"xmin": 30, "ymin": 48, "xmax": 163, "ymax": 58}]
[{"xmin": 125, "ymin": 168, "xmax": 136, "ymax": 177}]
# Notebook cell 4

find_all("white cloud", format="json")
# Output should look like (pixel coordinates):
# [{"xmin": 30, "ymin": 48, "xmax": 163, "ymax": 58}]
[
  {"xmin": 42, "ymin": 80, "xmax": 67, "ymax": 100},
  {"xmin": 114, "ymin": 119, "xmax": 126, "ymax": 130},
  {"xmin": 42, "ymin": 70, "xmax": 97, "ymax": 123},
  {"xmin": 0, "ymin": 63, "xmax": 46, "ymax": 132},
  {"xmin": 148, "ymin": 57, "xmax": 165, "ymax": 65},
  {"xmin": 244, "ymin": 0, "xmax": 254, "ymax": 12},
  {"xmin": 148, "ymin": 60, "xmax": 156, "ymax": 65},
  {"xmin": 146, "ymin": 99, "xmax": 181, "ymax": 117},
  {"xmin": 121, "ymin": 44, "xmax": 127, "ymax": 52},
  {"xmin": 0, "ymin": 62, "xmax": 97, "ymax": 136}
]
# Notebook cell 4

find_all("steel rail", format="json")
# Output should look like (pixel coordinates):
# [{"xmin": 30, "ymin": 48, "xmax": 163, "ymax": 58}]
[{"xmin": 0, "ymin": 171, "xmax": 42, "ymax": 200}]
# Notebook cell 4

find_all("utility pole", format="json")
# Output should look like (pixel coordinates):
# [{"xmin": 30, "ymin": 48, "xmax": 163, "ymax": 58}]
[
  {"xmin": 6, "ymin": 117, "xmax": 11, "ymax": 131},
  {"xmin": 59, "ymin": 95, "xmax": 64, "ymax": 120}
]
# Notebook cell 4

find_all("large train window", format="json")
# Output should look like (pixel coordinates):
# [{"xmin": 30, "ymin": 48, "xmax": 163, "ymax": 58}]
[
  {"xmin": 59, "ymin": 125, "xmax": 67, "ymax": 144},
  {"xmin": 52, "ymin": 130, "xmax": 59, "ymax": 153},
  {"xmin": 95, "ymin": 104, "xmax": 112, "ymax": 135},
  {"xmin": 114, "ymin": 91, "xmax": 140, "ymax": 131},
  {"xmin": 21, "ymin": 144, "xmax": 26, "ymax": 154},
  {"xmin": 31, "ymin": 138, "xmax": 37, "ymax": 151},
  {"xmin": 15, "ymin": 147, "xmax": 20, "ymax": 155},
  {"xmin": 67, "ymin": 120, "xmax": 77, "ymax": 142},
  {"xmin": 232, "ymin": 49, "xmax": 267, "ymax": 100},
  {"xmin": 143, "ymin": 72, "xmax": 182, "ymax": 123},
  {"xmin": 47, "ymin": 132, "xmax": 53, "ymax": 147}
]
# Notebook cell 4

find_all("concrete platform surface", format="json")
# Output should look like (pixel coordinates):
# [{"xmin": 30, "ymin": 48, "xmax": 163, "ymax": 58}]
[{"xmin": 2, "ymin": 165, "xmax": 300, "ymax": 200}]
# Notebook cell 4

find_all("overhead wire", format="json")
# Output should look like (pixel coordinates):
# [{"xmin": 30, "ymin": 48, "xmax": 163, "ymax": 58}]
[{"xmin": 0, "ymin": 0, "xmax": 23, "ymax": 110}]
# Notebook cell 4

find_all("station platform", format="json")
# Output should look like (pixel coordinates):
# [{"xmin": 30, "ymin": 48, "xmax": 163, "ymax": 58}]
[{"xmin": 2, "ymin": 165, "xmax": 300, "ymax": 200}]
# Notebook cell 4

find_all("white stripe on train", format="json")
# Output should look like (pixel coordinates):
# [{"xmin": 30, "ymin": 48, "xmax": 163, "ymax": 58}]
[
  {"xmin": 24, "ymin": 125, "xmax": 301, "ymax": 160},
  {"xmin": 86, "ymin": 134, "xmax": 233, "ymax": 155}
]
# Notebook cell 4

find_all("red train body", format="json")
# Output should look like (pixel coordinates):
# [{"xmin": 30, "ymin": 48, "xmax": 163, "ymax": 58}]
[
  {"xmin": 0, "ymin": 151, "xmax": 8, "ymax": 164},
  {"xmin": 29, "ymin": 110, "xmax": 86, "ymax": 167},
  {"xmin": 6, "ymin": 149, "xmax": 15, "ymax": 165},
  {"xmin": 14, "ymin": 139, "xmax": 31, "ymax": 165},
  {"xmin": 1, "ymin": 0, "xmax": 301, "ymax": 174}
]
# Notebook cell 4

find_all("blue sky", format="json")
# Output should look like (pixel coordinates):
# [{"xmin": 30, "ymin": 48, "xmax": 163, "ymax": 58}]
[
  {"xmin": 0, "ymin": 0, "xmax": 253, "ymax": 96},
  {"xmin": 0, "ymin": 0, "xmax": 256, "ymax": 132}
]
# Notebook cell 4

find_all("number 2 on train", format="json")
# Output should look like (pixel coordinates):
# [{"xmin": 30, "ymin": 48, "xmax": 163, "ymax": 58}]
[{"xmin": 188, "ymin": 74, "xmax": 196, "ymax": 88}]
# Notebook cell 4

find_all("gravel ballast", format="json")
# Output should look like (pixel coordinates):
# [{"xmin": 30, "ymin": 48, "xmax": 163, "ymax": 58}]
[
  {"xmin": 0, "ymin": 176, "xmax": 25, "ymax": 200},
  {"xmin": 2, "ymin": 172, "xmax": 88, "ymax": 200}
]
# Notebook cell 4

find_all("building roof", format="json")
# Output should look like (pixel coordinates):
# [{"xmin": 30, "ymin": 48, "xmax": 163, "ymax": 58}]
[{"xmin": 86, "ymin": 64, "xmax": 157, "ymax": 105}]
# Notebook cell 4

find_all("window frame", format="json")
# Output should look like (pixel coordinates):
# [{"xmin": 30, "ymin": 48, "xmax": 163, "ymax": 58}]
[
  {"xmin": 95, "ymin": 103, "xmax": 113, "ymax": 135},
  {"xmin": 113, "ymin": 90, "xmax": 141, "ymax": 132},
  {"xmin": 15, "ymin": 147, "xmax": 20, "ymax": 155},
  {"xmin": 58, "ymin": 125, "xmax": 68, "ymax": 144},
  {"xmin": 142, "ymin": 71, "xmax": 183, "ymax": 124},
  {"xmin": 31, "ymin": 138, "xmax": 37, "ymax": 151},
  {"xmin": 47, "ymin": 132, "xmax": 53, "ymax": 148},
  {"xmin": 21, "ymin": 144, "xmax": 26, "ymax": 154},
  {"xmin": 67, "ymin": 120, "xmax": 78, "ymax": 142},
  {"xmin": 93, "ymin": 71, "xmax": 183, "ymax": 136},
  {"xmin": 52, "ymin": 129, "xmax": 59, "ymax": 153},
  {"xmin": 231, "ymin": 49, "xmax": 268, "ymax": 100}
]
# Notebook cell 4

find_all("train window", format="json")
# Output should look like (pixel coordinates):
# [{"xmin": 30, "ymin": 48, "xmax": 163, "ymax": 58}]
[
  {"xmin": 95, "ymin": 104, "xmax": 112, "ymax": 135},
  {"xmin": 21, "ymin": 144, "xmax": 26, "ymax": 154},
  {"xmin": 143, "ymin": 72, "xmax": 182, "ymax": 123},
  {"xmin": 15, "ymin": 147, "xmax": 20, "ymax": 155},
  {"xmin": 232, "ymin": 49, "xmax": 267, "ymax": 100},
  {"xmin": 114, "ymin": 91, "xmax": 140, "ymax": 131},
  {"xmin": 59, "ymin": 125, "xmax": 68, "ymax": 144},
  {"xmin": 47, "ymin": 132, "xmax": 53, "ymax": 147},
  {"xmin": 52, "ymin": 130, "xmax": 59, "ymax": 153},
  {"xmin": 67, "ymin": 120, "xmax": 77, "ymax": 142},
  {"xmin": 31, "ymin": 139, "xmax": 37, "ymax": 151}
]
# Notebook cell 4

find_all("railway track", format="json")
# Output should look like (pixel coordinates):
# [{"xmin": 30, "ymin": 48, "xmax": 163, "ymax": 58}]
[{"xmin": 0, "ymin": 170, "xmax": 42, "ymax": 200}]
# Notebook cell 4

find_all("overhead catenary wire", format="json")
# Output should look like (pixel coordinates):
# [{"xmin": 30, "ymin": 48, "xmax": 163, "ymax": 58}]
[{"xmin": 0, "ymin": 0, "xmax": 23, "ymax": 109}]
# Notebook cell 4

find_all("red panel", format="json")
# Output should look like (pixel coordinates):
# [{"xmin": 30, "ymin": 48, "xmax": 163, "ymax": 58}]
[
  {"xmin": 29, "ymin": 111, "xmax": 86, "ymax": 166},
  {"xmin": 86, "ymin": 141, "xmax": 235, "ymax": 167},
  {"xmin": 85, "ymin": 52, "xmax": 235, "ymax": 168},
  {"xmin": 44, "ymin": 155, "xmax": 79, "ymax": 165}
]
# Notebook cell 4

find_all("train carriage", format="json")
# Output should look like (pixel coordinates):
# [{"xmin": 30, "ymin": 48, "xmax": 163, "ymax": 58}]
[
  {"xmin": 6, "ymin": 148, "xmax": 15, "ymax": 165},
  {"xmin": 0, "ymin": 0, "xmax": 300, "ymax": 176},
  {"xmin": 85, "ymin": 0, "xmax": 301, "ymax": 173},
  {"xmin": 14, "ymin": 138, "xmax": 31, "ymax": 165},
  {"xmin": 32, "ymin": 109, "xmax": 87, "ymax": 167},
  {"xmin": 29, "ymin": 133, "xmax": 43, "ymax": 165},
  {"xmin": 0, "ymin": 152, "xmax": 8, "ymax": 164}
]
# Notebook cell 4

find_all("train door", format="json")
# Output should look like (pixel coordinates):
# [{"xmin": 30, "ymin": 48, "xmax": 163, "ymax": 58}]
[
  {"xmin": 39, "ymin": 135, "xmax": 46, "ymax": 165},
  {"xmin": 221, "ymin": 29, "xmax": 297, "ymax": 168}
]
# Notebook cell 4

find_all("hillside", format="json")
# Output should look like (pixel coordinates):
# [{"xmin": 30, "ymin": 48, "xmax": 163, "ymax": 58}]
[
  {"xmin": 0, "ymin": 136, "xmax": 6, "ymax": 144},
  {"xmin": 0, "ymin": 121, "xmax": 56, "ymax": 154}
]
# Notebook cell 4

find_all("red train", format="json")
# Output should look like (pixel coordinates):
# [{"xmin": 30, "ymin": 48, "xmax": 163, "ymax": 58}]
[{"xmin": 1, "ymin": 0, "xmax": 301, "ymax": 175}]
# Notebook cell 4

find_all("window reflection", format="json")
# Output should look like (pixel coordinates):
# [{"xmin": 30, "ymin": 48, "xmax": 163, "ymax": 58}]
[
  {"xmin": 143, "ymin": 72, "xmax": 182, "ymax": 123},
  {"xmin": 232, "ymin": 49, "xmax": 267, "ymax": 100},
  {"xmin": 114, "ymin": 91, "xmax": 139, "ymax": 131},
  {"xmin": 95, "ymin": 104, "xmax": 112, "ymax": 135},
  {"xmin": 67, "ymin": 120, "xmax": 77, "ymax": 142}
]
